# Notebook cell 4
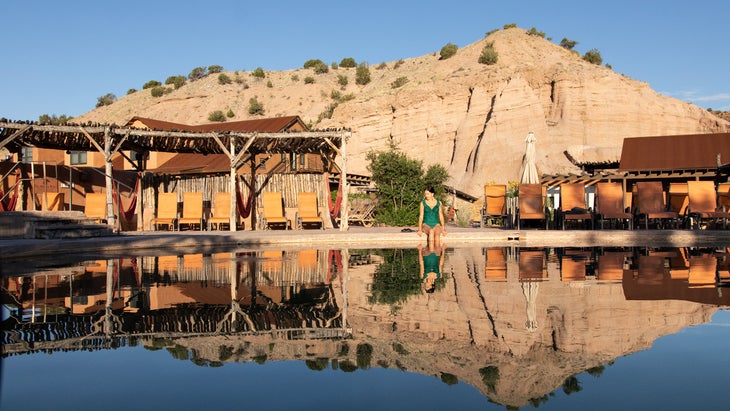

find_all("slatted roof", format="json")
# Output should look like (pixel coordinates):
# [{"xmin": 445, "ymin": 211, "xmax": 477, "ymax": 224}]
[{"xmin": 0, "ymin": 117, "xmax": 345, "ymax": 156}]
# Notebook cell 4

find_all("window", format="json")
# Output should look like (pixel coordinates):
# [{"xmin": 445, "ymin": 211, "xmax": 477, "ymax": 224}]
[
  {"xmin": 70, "ymin": 151, "xmax": 87, "ymax": 165},
  {"xmin": 21, "ymin": 146, "xmax": 33, "ymax": 163}
]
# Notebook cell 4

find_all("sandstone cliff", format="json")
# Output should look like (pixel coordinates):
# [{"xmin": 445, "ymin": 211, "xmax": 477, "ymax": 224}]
[{"xmin": 74, "ymin": 27, "xmax": 730, "ymax": 197}]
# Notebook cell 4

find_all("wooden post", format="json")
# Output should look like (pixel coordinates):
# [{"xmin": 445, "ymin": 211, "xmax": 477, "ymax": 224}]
[
  {"xmin": 340, "ymin": 131, "xmax": 350, "ymax": 231},
  {"xmin": 229, "ymin": 138, "xmax": 237, "ymax": 232},
  {"xmin": 104, "ymin": 128, "xmax": 116, "ymax": 229}
]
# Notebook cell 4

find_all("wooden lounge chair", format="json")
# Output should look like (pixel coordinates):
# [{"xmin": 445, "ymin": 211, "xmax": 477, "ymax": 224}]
[
  {"xmin": 596, "ymin": 251, "xmax": 630, "ymax": 282},
  {"xmin": 295, "ymin": 191, "xmax": 323, "ymax": 229},
  {"xmin": 519, "ymin": 249, "xmax": 547, "ymax": 281},
  {"xmin": 346, "ymin": 198, "xmax": 377, "ymax": 227},
  {"xmin": 261, "ymin": 191, "xmax": 289, "ymax": 230},
  {"xmin": 688, "ymin": 252, "xmax": 717, "ymax": 288},
  {"xmin": 686, "ymin": 181, "xmax": 730, "ymax": 229},
  {"xmin": 517, "ymin": 184, "xmax": 548, "ymax": 229},
  {"xmin": 560, "ymin": 253, "xmax": 587, "ymax": 281},
  {"xmin": 84, "ymin": 192, "xmax": 108, "ymax": 223},
  {"xmin": 484, "ymin": 248, "xmax": 507, "ymax": 281},
  {"xmin": 718, "ymin": 183, "xmax": 730, "ymax": 211},
  {"xmin": 480, "ymin": 184, "xmax": 508, "ymax": 228},
  {"xmin": 669, "ymin": 247, "xmax": 690, "ymax": 280},
  {"xmin": 208, "ymin": 192, "xmax": 234, "ymax": 231},
  {"xmin": 558, "ymin": 183, "xmax": 594, "ymax": 230},
  {"xmin": 41, "ymin": 192, "xmax": 65, "ymax": 211},
  {"xmin": 633, "ymin": 182, "xmax": 679, "ymax": 229},
  {"xmin": 152, "ymin": 192, "xmax": 178, "ymax": 231},
  {"xmin": 178, "ymin": 192, "xmax": 204, "ymax": 231},
  {"xmin": 594, "ymin": 182, "xmax": 632, "ymax": 229}
]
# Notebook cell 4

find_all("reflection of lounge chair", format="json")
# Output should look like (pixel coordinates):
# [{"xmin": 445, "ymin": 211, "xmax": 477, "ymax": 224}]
[
  {"xmin": 717, "ymin": 251, "xmax": 730, "ymax": 285},
  {"xmin": 668, "ymin": 183, "xmax": 689, "ymax": 216},
  {"xmin": 595, "ymin": 182, "xmax": 632, "ymax": 229},
  {"xmin": 41, "ymin": 192, "xmax": 65, "ymax": 211},
  {"xmin": 687, "ymin": 181, "xmax": 730, "ymax": 229},
  {"xmin": 636, "ymin": 254, "xmax": 668, "ymax": 285},
  {"xmin": 558, "ymin": 183, "xmax": 593, "ymax": 230},
  {"xmin": 519, "ymin": 249, "xmax": 547, "ymax": 281},
  {"xmin": 208, "ymin": 192, "xmax": 233, "ymax": 231},
  {"xmin": 718, "ymin": 183, "xmax": 730, "ymax": 211},
  {"xmin": 261, "ymin": 192, "xmax": 289, "ymax": 230},
  {"xmin": 84, "ymin": 193, "xmax": 108, "ymax": 223},
  {"xmin": 485, "ymin": 248, "xmax": 507, "ymax": 281},
  {"xmin": 633, "ymin": 182, "xmax": 679, "ymax": 229},
  {"xmin": 481, "ymin": 184, "xmax": 508, "ymax": 228},
  {"xmin": 152, "ymin": 192, "xmax": 178, "ymax": 231},
  {"xmin": 596, "ymin": 251, "xmax": 630, "ymax": 282},
  {"xmin": 178, "ymin": 192, "xmax": 204, "ymax": 231},
  {"xmin": 561, "ymin": 254, "xmax": 587, "ymax": 281},
  {"xmin": 688, "ymin": 253, "xmax": 717, "ymax": 288},
  {"xmin": 517, "ymin": 184, "xmax": 548, "ymax": 229},
  {"xmin": 295, "ymin": 192, "xmax": 323, "ymax": 229},
  {"xmin": 669, "ymin": 247, "xmax": 689, "ymax": 280}
]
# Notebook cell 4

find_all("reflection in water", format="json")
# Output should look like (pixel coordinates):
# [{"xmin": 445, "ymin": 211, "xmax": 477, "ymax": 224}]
[{"xmin": 3, "ymin": 245, "xmax": 730, "ymax": 408}]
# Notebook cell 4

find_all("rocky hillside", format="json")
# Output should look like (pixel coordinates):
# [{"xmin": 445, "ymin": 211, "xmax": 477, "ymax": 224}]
[{"xmin": 74, "ymin": 27, "xmax": 730, "ymax": 197}]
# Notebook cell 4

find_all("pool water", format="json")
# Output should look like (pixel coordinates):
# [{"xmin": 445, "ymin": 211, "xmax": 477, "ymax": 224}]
[{"xmin": 2, "ymin": 246, "xmax": 730, "ymax": 410}]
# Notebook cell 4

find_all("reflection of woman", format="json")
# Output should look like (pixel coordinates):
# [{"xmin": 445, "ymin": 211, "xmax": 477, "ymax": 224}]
[
  {"xmin": 419, "ymin": 243, "xmax": 446, "ymax": 293},
  {"xmin": 417, "ymin": 187, "xmax": 446, "ymax": 247}
]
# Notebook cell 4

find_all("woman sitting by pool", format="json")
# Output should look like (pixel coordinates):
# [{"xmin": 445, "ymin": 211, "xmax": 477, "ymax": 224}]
[
  {"xmin": 419, "ymin": 243, "xmax": 446, "ymax": 293},
  {"xmin": 417, "ymin": 187, "xmax": 446, "ymax": 248}
]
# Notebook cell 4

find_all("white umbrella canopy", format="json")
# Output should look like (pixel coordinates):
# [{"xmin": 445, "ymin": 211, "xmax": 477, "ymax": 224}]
[
  {"xmin": 519, "ymin": 132, "xmax": 539, "ymax": 184},
  {"xmin": 521, "ymin": 281, "xmax": 539, "ymax": 332}
]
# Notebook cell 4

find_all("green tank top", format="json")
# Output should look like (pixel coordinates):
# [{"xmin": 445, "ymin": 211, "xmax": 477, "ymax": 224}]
[{"xmin": 422, "ymin": 199, "xmax": 441, "ymax": 227}]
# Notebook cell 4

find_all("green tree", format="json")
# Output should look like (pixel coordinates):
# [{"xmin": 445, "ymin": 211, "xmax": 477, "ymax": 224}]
[
  {"xmin": 313, "ymin": 62, "xmax": 329, "ymax": 74},
  {"xmin": 226, "ymin": 109, "xmax": 235, "ymax": 118},
  {"xmin": 339, "ymin": 57, "xmax": 357, "ymax": 68},
  {"xmin": 208, "ymin": 110, "xmax": 226, "ymax": 122},
  {"xmin": 337, "ymin": 74, "xmax": 348, "ymax": 88},
  {"xmin": 560, "ymin": 38, "xmax": 578, "ymax": 50},
  {"xmin": 527, "ymin": 27, "xmax": 546, "ymax": 38},
  {"xmin": 38, "ymin": 114, "xmax": 71, "ymax": 125},
  {"xmin": 208, "ymin": 65, "xmax": 224, "ymax": 74},
  {"xmin": 583, "ymin": 48, "xmax": 603, "ymax": 65},
  {"xmin": 127, "ymin": 88, "xmax": 137, "ymax": 95},
  {"xmin": 439, "ymin": 43, "xmax": 458, "ymax": 60},
  {"xmin": 248, "ymin": 97, "xmax": 265, "ymax": 115},
  {"xmin": 303, "ymin": 59, "xmax": 325, "ymax": 69},
  {"xmin": 355, "ymin": 63, "xmax": 371, "ymax": 85},
  {"xmin": 479, "ymin": 365, "xmax": 500, "ymax": 393},
  {"xmin": 369, "ymin": 248, "xmax": 424, "ymax": 304},
  {"xmin": 367, "ymin": 143, "xmax": 448, "ymax": 226},
  {"xmin": 96, "ymin": 93, "xmax": 116, "ymax": 107},
  {"xmin": 150, "ymin": 86, "xmax": 167, "ymax": 97},
  {"xmin": 188, "ymin": 66, "xmax": 207, "ymax": 81}
]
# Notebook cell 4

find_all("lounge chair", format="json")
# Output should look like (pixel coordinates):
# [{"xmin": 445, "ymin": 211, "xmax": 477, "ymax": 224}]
[
  {"xmin": 688, "ymin": 252, "xmax": 717, "ymax": 288},
  {"xmin": 484, "ymin": 248, "xmax": 507, "ymax": 281},
  {"xmin": 633, "ymin": 181, "xmax": 680, "ymax": 229},
  {"xmin": 260, "ymin": 191, "xmax": 289, "ymax": 230},
  {"xmin": 558, "ymin": 183, "xmax": 594, "ymax": 230},
  {"xmin": 686, "ymin": 181, "xmax": 730, "ymax": 229},
  {"xmin": 595, "ymin": 182, "xmax": 632, "ymax": 229},
  {"xmin": 178, "ymin": 192, "xmax": 204, "ymax": 231},
  {"xmin": 208, "ymin": 192, "xmax": 234, "ymax": 231},
  {"xmin": 295, "ymin": 191, "xmax": 323, "ymax": 229},
  {"xmin": 41, "ymin": 192, "xmax": 65, "ymax": 211},
  {"xmin": 596, "ymin": 251, "xmax": 630, "ymax": 282},
  {"xmin": 718, "ymin": 183, "xmax": 730, "ymax": 211},
  {"xmin": 517, "ymin": 184, "xmax": 548, "ymax": 229},
  {"xmin": 560, "ymin": 253, "xmax": 588, "ymax": 281},
  {"xmin": 346, "ymin": 198, "xmax": 377, "ymax": 227},
  {"xmin": 151, "ymin": 192, "xmax": 178, "ymax": 231},
  {"xmin": 84, "ymin": 192, "xmax": 108, "ymax": 223},
  {"xmin": 480, "ymin": 184, "xmax": 508, "ymax": 228}
]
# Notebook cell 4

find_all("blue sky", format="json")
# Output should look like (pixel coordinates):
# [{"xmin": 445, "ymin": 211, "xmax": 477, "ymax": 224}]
[{"xmin": 1, "ymin": 0, "xmax": 728, "ymax": 121}]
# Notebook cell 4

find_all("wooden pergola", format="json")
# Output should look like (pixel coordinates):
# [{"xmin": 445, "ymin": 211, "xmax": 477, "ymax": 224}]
[{"xmin": 0, "ymin": 121, "xmax": 352, "ymax": 231}]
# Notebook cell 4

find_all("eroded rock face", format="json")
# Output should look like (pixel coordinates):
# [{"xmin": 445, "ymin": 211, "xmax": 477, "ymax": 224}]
[{"xmin": 74, "ymin": 28, "xmax": 730, "ymax": 197}]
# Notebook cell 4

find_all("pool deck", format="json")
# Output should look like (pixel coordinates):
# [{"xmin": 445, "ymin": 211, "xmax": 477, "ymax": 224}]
[{"xmin": 2, "ymin": 225, "xmax": 730, "ymax": 260}]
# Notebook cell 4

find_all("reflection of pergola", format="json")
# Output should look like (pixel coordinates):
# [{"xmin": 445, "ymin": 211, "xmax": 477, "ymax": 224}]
[{"xmin": 0, "ymin": 121, "xmax": 352, "ymax": 230}]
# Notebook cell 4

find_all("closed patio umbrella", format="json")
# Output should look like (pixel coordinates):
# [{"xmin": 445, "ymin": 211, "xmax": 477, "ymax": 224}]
[{"xmin": 519, "ymin": 132, "xmax": 539, "ymax": 184}]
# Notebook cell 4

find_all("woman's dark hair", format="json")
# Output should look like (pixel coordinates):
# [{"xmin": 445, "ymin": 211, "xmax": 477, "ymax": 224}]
[{"xmin": 425, "ymin": 186, "xmax": 435, "ymax": 194}]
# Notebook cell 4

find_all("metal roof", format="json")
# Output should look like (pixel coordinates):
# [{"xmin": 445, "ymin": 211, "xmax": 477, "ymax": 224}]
[
  {"xmin": 125, "ymin": 115, "xmax": 306, "ymax": 133},
  {"xmin": 619, "ymin": 133, "xmax": 730, "ymax": 171}
]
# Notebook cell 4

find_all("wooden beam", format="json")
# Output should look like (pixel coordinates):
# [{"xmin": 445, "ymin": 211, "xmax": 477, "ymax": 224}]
[{"xmin": 0, "ymin": 124, "xmax": 31, "ymax": 151}]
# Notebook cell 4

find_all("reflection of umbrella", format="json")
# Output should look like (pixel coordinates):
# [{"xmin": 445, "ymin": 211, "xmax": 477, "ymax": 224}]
[
  {"xmin": 521, "ymin": 281, "xmax": 539, "ymax": 332},
  {"xmin": 519, "ymin": 132, "xmax": 539, "ymax": 184}
]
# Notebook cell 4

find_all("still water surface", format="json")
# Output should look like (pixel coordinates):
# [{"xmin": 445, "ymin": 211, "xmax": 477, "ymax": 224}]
[{"xmin": 2, "ymin": 245, "xmax": 730, "ymax": 410}]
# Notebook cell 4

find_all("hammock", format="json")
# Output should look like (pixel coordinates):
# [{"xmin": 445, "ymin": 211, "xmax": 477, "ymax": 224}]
[
  {"xmin": 326, "ymin": 249, "xmax": 343, "ymax": 285},
  {"xmin": 112, "ymin": 173, "xmax": 141, "ymax": 221},
  {"xmin": 0, "ymin": 171, "xmax": 20, "ymax": 212},
  {"xmin": 326, "ymin": 172, "xmax": 343, "ymax": 219},
  {"xmin": 236, "ymin": 178, "xmax": 253, "ymax": 218}
]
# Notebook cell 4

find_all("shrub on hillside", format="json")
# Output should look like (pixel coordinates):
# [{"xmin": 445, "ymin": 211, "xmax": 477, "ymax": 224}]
[
  {"xmin": 559, "ymin": 38, "xmax": 577, "ymax": 50},
  {"xmin": 303, "ymin": 59, "xmax": 325, "ymax": 69},
  {"xmin": 96, "ymin": 93, "xmax": 116, "ymax": 108},
  {"xmin": 127, "ymin": 88, "xmax": 137, "ymax": 95},
  {"xmin": 503, "ymin": 23, "xmax": 517, "ymax": 29},
  {"xmin": 527, "ymin": 27, "xmax": 546, "ymax": 38},
  {"xmin": 226, "ymin": 109, "xmax": 235, "ymax": 118},
  {"xmin": 304, "ymin": 76, "xmax": 315, "ymax": 84},
  {"xmin": 188, "ymin": 67, "xmax": 207, "ymax": 81},
  {"xmin": 337, "ymin": 74, "xmax": 348, "ymax": 88},
  {"xmin": 251, "ymin": 67, "xmax": 266, "ymax": 78},
  {"xmin": 208, "ymin": 110, "xmax": 226, "ymax": 122},
  {"xmin": 376, "ymin": 62, "xmax": 388, "ymax": 70},
  {"xmin": 248, "ymin": 97, "xmax": 265, "ymax": 115},
  {"xmin": 38, "ymin": 114, "xmax": 71, "ymax": 125},
  {"xmin": 218, "ymin": 73, "xmax": 232, "ymax": 85},
  {"xmin": 208, "ymin": 65, "xmax": 223, "ymax": 74},
  {"xmin": 583, "ymin": 49, "xmax": 603, "ymax": 65},
  {"xmin": 143, "ymin": 80, "xmax": 161, "ymax": 90},
  {"xmin": 150, "ymin": 86, "xmax": 168, "ymax": 97},
  {"xmin": 478, "ymin": 43, "xmax": 499, "ymax": 65},
  {"xmin": 355, "ymin": 63, "xmax": 371, "ymax": 85},
  {"xmin": 439, "ymin": 43, "xmax": 458, "ymax": 60},
  {"xmin": 165, "ymin": 75, "xmax": 186, "ymax": 89},
  {"xmin": 393, "ymin": 59, "xmax": 404, "ymax": 69},
  {"xmin": 339, "ymin": 57, "xmax": 357, "ymax": 68},
  {"xmin": 313, "ymin": 62, "xmax": 329, "ymax": 74},
  {"xmin": 391, "ymin": 76, "xmax": 408, "ymax": 89}
]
